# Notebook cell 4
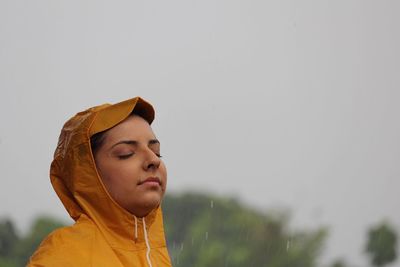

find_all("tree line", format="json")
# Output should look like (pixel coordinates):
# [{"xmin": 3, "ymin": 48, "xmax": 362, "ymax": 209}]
[{"xmin": 0, "ymin": 192, "xmax": 397, "ymax": 267}]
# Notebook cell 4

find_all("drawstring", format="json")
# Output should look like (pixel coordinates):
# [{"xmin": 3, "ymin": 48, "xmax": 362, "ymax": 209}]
[
  {"xmin": 134, "ymin": 216, "xmax": 138, "ymax": 241},
  {"xmin": 133, "ymin": 216, "xmax": 153, "ymax": 267},
  {"xmin": 143, "ymin": 218, "xmax": 153, "ymax": 267}
]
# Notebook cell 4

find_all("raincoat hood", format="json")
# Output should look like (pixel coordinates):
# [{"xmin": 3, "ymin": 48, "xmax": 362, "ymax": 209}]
[{"xmin": 29, "ymin": 97, "xmax": 172, "ymax": 267}]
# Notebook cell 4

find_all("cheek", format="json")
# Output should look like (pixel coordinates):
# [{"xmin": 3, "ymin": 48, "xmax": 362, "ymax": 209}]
[
  {"xmin": 99, "ymin": 162, "xmax": 141, "ymax": 191},
  {"xmin": 160, "ymin": 163, "xmax": 168, "ymax": 189}
]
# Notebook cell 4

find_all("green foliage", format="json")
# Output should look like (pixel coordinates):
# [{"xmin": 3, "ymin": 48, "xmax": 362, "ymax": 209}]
[
  {"xmin": 3, "ymin": 193, "xmax": 397, "ymax": 267},
  {"xmin": 0, "ymin": 216, "xmax": 65, "ymax": 267},
  {"xmin": 0, "ymin": 219, "xmax": 19, "ymax": 258},
  {"xmin": 329, "ymin": 259, "xmax": 348, "ymax": 267},
  {"xmin": 163, "ymin": 192, "xmax": 327, "ymax": 267},
  {"xmin": 16, "ymin": 216, "xmax": 65, "ymax": 266},
  {"xmin": 365, "ymin": 222, "xmax": 398, "ymax": 267},
  {"xmin": 0, "ymin": 219, "xmax": 19, "ymax": 267},
  {"xmin": 0, "ymin": 257, "xmax": 18, "ymax": 267}
]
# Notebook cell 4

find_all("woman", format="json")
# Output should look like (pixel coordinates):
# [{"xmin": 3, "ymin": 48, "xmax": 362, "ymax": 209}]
[{"xmin": 28, "ymin": 97, "xmax": 172, "ymax": 267}]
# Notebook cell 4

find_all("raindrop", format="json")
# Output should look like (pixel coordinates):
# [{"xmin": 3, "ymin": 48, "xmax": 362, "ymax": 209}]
[
  {"xmin": 180, "ymin": 242, "xmax": 184, "ymax": 251},
  {"xmin": 286, "ymin": 240, "xmax": 291, "ymax": 251},
  {"xmin": 210, "ymin": 200, "xmax": 214, "ymax": 208},
  {"xmin": 205, "ymin": 231, "xmax": 209, "ymax": 240}
]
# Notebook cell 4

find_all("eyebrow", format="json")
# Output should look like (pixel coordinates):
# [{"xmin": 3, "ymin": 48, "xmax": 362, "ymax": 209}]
[
  {"xmin": 148, "ymin": 139, "xmax": 160, "ymax": 145},
  {"xmin": 111, "ymin": 139, "xmax": 160, "ymax": 149}
]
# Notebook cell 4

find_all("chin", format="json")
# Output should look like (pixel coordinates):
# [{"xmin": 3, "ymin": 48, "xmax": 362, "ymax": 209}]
[
  {"xmin": 137, "ymin": 193, "xmax": 163, "ymax": 213},
  {"xmin": 145, "ymin": 193, "xmax": 163, "ymax": 208}
]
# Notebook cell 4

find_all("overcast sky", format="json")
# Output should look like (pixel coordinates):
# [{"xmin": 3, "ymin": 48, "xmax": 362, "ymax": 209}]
[{"xmin": 1, "ymin": 1, "xmax": 399, "ymax": 266}]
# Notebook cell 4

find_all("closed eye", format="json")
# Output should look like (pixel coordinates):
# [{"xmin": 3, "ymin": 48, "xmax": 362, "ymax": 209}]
[{"xmin": 118, "ymin": 153, "xmax": 134, "ymax": 159}]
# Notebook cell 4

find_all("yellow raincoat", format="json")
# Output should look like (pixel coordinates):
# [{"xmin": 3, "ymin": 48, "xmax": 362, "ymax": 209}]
[{"xmin": 28, "ymin": 97, "xmax": 172, "ymax": 267}]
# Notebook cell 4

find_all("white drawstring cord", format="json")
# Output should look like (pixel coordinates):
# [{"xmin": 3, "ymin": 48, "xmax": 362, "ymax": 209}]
[
  {"xmin": 143, "ymin": 218, "xmax": 153, "ymax": 267},
  {"xmin": 134, "ymin": 216, "xmax": 138, "ymax": 241}
]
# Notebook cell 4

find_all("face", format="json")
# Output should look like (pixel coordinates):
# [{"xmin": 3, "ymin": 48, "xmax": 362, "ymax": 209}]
[{"xmin": 93, "ymin": 115, "xmax": 167, "ymax": 218}]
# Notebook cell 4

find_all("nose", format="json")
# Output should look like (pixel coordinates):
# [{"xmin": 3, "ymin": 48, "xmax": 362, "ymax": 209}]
[{"xmin": 143, "ymin": 149, "xmax": 161, "ymax": 171}]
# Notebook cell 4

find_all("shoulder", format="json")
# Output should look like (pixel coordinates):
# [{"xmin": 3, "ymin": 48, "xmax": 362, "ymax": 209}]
[{"xmin": 27, "ymin": 217, "xmax": 96, "ymax": 267}]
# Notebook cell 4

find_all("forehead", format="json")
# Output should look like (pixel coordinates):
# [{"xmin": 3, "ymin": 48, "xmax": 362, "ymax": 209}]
[{"xmin": 103, "ymin": 115, "xmax": 156, "ymax": 143}]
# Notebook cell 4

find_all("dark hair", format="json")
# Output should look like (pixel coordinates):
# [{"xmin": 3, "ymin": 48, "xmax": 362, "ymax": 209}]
[{"xmin": 90, "ymin": 130, "xmax": 107, "ymax": 155}]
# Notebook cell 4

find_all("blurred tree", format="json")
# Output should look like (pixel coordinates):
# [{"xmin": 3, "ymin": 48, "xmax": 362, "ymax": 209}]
[
  {"xmin": 0, "ymin": 258, "xmax": 18, "ymax": 267},
  {"xmin": 0, "ymin": 219, "xmax": 19, "ymax": 258},
  {"xmin": 13, "ymin": 216, "xmax": 64, "ymax": 267},
  {"xmin": 365, "ymin": 222, "xmax": 397, "ymax": 267},
  {"xmin": 329, "ymin": 259, "xmax": 348, "ymax": 267},
  {"xmin": 0, "ymin": 219, "xmax": 19, "ymax": 267},
  {"xmin": 163, "ymin": 193, "xmax": 327, "ymax": 267},
  {"xmin": 10, "ymin": 193, "xmax": 396, "ymax": 267}
]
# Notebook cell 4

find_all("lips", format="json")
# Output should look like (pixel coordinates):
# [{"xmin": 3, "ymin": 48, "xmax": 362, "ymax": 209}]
[{"xmin": 138, "ymin": 177, "xmax": 161, "ymax": 185}]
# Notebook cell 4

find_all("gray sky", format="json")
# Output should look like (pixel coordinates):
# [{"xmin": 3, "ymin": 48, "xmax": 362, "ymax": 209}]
[{"xmin": 1, "ymin": 1, "xmax": 399, "ymax": 266}]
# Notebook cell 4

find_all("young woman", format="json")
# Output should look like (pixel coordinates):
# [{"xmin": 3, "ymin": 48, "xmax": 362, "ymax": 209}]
[{"xmin": 29, "ymin": 97, "xmax": 172, "ymax": 267}]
